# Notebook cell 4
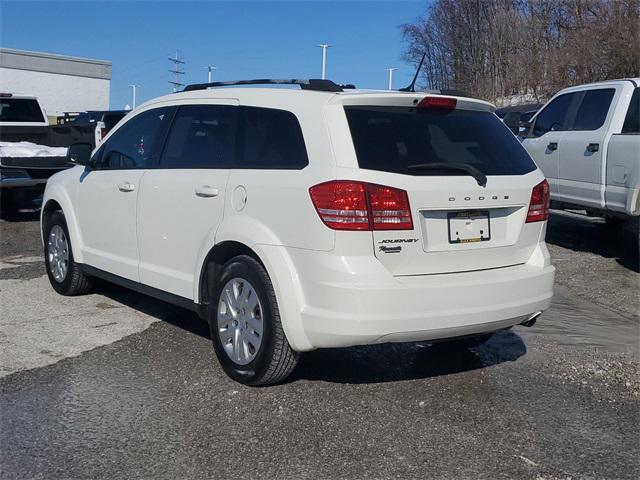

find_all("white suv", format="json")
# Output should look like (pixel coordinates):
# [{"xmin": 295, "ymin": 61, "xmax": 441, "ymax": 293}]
[{"xmin": 41, "ymin": 79, "xmax": 555, "ymax": 386}]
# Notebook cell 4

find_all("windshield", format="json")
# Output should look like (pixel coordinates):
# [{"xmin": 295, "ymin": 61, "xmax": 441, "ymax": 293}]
[
  {"xmin": 0, "ymin": 98, "xmax": 45, "ymax": 123},
  {"xmin": 344, "ymin": 106, "xmax": 536, "ymax": 176}
]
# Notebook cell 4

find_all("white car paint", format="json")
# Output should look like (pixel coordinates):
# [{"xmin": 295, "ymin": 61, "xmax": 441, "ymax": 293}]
[
  {"xmin": 522, "ymin": 78, "xmax": 640, "ymax": 217},
  {"xmin": 42, "ymin": 86, "xmax": 554, "ymax": 352}
]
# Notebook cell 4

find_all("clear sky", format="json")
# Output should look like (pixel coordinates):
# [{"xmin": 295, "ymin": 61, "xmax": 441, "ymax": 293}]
[{"xmin": 0, "ymin": 0, "xmax": 428, "ymax": 109}]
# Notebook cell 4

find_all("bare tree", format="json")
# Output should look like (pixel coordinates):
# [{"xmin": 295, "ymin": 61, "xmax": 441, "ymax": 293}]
[{"xmin": 402, "ymin": 0, "xmax": 640, "ymax": 104}]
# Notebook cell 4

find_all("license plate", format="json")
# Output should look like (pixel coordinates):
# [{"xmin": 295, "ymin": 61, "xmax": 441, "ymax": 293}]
[{"xmin": 448, "ymin": 211, "xmax": 491, "ymax": 244}]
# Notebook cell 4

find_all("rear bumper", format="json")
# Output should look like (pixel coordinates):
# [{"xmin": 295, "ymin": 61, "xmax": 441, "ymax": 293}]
[{"xmin": 261, "ymin": 244, "xmax": 554, "ymax": 351}]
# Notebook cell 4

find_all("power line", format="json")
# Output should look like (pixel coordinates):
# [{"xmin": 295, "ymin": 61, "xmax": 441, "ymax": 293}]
[{"xmin": 168, "ymin": 50, "xmax": 186, "ymax": 92}]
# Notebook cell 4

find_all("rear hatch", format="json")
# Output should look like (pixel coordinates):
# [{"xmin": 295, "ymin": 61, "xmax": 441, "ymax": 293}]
[{"xmin": 334, "ymin": 93, "xmax": 545, "ymax": 276}]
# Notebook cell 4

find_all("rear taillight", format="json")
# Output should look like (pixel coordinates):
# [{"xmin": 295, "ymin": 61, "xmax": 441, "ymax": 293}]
[
  {"xmin": 417, "ymin": 96, "xmax": 457, "ymax": 110},
  {"xmin": 100, "ymin": 127, "xmax": 110, "ymax": 140},
  {"xmin": 309, "ymin": 181, "xmax": 413, "ymax": 231},
  {"xmin": 526, "ymin": 179, "xmax": 550, "ymax": 223}
]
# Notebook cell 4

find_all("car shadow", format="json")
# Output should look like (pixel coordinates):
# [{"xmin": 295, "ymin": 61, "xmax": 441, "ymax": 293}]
[
  {"xmin": 0, "ymin": 188, "xmax": 44, "ymax": 221},
  {"xmin": 546, "ymin": 210, "xmax": 639, "ymax": 272},
  {"xmin": 0, "ymin": 208, "xmax": 41, "ymax": 222},
  {"xmin": 290, "ymin": 330, "xmax": 526, "ymax": 384},
  {"xmin": 91, "ymin": 280, "xmax": 527, "ymax": 385},
  {"xmin": 92, "ymin": 280, "xmax": 211, "ymax": 340}
]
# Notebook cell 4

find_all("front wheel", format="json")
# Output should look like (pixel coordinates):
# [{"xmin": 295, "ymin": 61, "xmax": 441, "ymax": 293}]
[
  {"xmin": 208, "ymin": 255, "xmax": 299, "ymax": 386},
  {"xmin": 43, "ymin": 211, "xmax": 93, "ymax": 296}
]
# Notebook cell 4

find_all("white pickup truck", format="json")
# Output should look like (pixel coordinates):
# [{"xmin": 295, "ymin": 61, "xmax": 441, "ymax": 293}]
[{"xmin": 521, "ymin": 79, "xmax": 639, "ymax": 225}]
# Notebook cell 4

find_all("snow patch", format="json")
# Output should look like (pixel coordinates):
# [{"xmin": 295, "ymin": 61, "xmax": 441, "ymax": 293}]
[{"xmin": 0, "ymin": 141, "xmax": 68, "ymax": 158}]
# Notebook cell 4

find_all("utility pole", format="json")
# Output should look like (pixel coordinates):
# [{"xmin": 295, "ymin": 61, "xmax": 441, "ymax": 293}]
[
  {"xmin": 168, "ymin": 50, "xmax": 186, "ymax": 91},
  {"xmin": 128, "ymin": 84, "xmax": 139, "ymax": 108},
  {"xmin": 207, "ymin": 65, "xmax": 216, "ymax": 83},
  {"xmin": 317, "ymin": 44, "xmax": 331, "ymax": 79},
  {"xmin": 386, "ymin": 68, "xmax": 397, "ymax": 90}
]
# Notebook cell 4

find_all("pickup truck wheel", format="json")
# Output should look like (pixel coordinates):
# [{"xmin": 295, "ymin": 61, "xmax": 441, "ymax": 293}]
[
  {"xmin": 44, "ymin": 211, "xmax": 93, "ymax": 296},
  {"xmin": 208, "ymin": 255, "xmax": 299, "ymax": 386}
]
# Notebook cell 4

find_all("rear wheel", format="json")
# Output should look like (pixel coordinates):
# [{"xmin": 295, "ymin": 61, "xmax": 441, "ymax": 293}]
[
  {"xmin": 208, "ymin": 255, "xmax": 299, "ymax": 386},
  {"xmin": 43, "ymin": 211, "xmax": 93, "ymax": 295}
]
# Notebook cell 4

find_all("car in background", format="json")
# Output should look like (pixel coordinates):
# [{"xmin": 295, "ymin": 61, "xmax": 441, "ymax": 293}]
[
  {"xmin": 520, "ymin": 78, "xmax": 639, "ymax": 239},
  {"xmin": 1, "ymin": 94, "xmax": 68, "ymax": 209},
  {"xmin": 496, "ymin": 104, "xmax": 543, "ymax": 135},
  {"xmin": 71, "ymin": 110, "xmax": 128, "ymax": 146}
]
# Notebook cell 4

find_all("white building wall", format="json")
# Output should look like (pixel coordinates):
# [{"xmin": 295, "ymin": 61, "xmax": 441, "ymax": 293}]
[{"xmin": 0, "ymin": 67, "xmax": 110, "ymax": 117}]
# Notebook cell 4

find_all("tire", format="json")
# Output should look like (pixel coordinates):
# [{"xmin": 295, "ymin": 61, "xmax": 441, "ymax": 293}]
[
  {"xmin": 207, "ymin": 255, "xmax": 299, "ymax": 386},
  {"xmin": 43, "ymin": 210, "xmax": 93, "ymax": 296}
]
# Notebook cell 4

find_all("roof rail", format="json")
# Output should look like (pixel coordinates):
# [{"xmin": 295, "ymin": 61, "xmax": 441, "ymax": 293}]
[{"xmin": 182, "ymin": 78, "xmax": 354, "ymax": 93}]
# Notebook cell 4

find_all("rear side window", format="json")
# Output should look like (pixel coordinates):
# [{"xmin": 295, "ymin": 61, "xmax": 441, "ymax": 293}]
[
  {"xmin": 344, "ymin": 106, "xmax": 536, "ymax": 176},
  {"xmin": 160, "ymin": 105, "xmax": 236, "ymax": 168},
  {"xmin": 0, "ymin": 98, "xmax": 45, "ymax": 123},
  {"xmin": 571, "ymin": 89, "xmax": 615, "ymax": 131},
  {"xmin": 236, "ymin": 106, "xmax": 308, "ymax": 169},
  {"xmin": 621, "ymin": 88, "xmax": 639, "ymax": 134},
  {"xmin": 98, "ymin": 107, "xmax": 171, "ymax": 170},
  {"xmin": 533, "ymin": 92, "xmax": 576, "ymax": 136}
]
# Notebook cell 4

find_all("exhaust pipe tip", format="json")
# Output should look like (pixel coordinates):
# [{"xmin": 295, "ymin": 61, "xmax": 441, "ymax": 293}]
[{"xmin": 521, "ymin": 311, "xmax": 542, "ymax": 328}]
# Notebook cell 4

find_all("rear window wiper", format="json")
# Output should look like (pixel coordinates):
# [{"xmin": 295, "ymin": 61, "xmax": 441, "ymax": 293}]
[{"xmin": 407, "ymin": 162, "xmax": 487, "ymax": 187}]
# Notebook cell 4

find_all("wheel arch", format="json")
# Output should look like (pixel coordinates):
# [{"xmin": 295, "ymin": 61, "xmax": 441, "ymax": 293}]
[
  {"xmin": 40, "ymin": 188, "xmax": 85, "ymax": 264},
  {"xmin": 197, "ymin": 240, "xmax": 263, "ymax": 308},
  {"xmin": 195, "ymin": 240, "xmax": 313, "ymax": 352}
]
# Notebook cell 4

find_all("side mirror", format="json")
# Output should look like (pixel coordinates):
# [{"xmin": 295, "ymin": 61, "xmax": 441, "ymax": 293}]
[{"xmin": 67, "ymin": 143, "xmax": 93, "ymax": 166}]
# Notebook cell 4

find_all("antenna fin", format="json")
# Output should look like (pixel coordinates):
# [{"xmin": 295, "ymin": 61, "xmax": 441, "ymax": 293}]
[{"xmin": 399, "ymin": 52, "xmax": 426, "ymax": 92}]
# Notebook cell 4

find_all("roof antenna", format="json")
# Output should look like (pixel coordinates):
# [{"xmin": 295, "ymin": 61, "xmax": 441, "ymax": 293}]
[{"xmin": 399, "ymin": 52, "xmax": 426, "ymax": 92}]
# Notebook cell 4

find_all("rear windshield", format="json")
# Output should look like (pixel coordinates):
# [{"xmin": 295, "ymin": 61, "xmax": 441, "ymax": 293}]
[
  {"xmin": 0, "ymin": 98, "xmax": 45, "ymax": 123},
  {"xmin": 344, "ymin": 106, "xmax": 536, "ymax": 176}
]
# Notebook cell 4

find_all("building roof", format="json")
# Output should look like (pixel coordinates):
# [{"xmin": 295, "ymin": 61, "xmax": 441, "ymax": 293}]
[{"xmin": 0, "ymin": 47, "xmax": 111, "ymax": 80}]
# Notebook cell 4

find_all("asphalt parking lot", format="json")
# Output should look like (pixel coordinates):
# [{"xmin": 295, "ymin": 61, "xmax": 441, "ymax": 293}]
[{"xmin": 1, "ymin": 207, "xmax": 638, "ymax": 479}]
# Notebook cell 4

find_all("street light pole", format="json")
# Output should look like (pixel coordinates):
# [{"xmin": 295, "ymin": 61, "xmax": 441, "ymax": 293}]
[
  {"xmin": 207, "ymin": 65, "xmax": 216, "ymax": 83},
  {"xmin": 128, "ymin": 84, "xmax": 138, "ymax": 109},
  {"xmin": 386, "ymin": 68, "xmax": 397, "ymax": 90},
  {"xmin": 317, "ymin": 44, "xmax": 331, "ymax": 79}
]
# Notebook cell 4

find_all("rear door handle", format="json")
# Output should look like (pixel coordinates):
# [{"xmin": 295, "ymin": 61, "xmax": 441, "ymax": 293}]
[
  {"xmin": 587, "ymin": 143, "xmax": 599, "ymax": 153},
  {"xmin": 117, "ymin": 182, "xmax": 136, "ymax": 192},
  {"xmin": 195, "ymin": 185, "xmax": 219, "ymax": 198},
  {"xmin": 547, "ymin": 142, "xmax": 558, "ymax": 151}
]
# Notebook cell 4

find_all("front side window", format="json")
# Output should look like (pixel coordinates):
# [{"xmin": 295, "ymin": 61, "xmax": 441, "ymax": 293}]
[
  {"xmin": 0, "ymin": 98, "xmax": 45, "ymax": 123},
  {"xmin": 160, "ymin": 105, "xmax": 236, "ymax": 168},
  {"xmin": 533, "ymin": 92, "xmax": 577, "ymax": 136},
  {"xmin": 621, "ymin": 88, "xmax": 639, "ymax": 134},
  {"xmin": 571, "ymin": 88, "xmax": 615, "ymax": 131},
  {"xmin": 236, "ymin": 106, "xmax": 308, "ymax": 169},
  {"xmin": 97, "ymin": 107, "xmax": 171, "ymax": 170}
]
